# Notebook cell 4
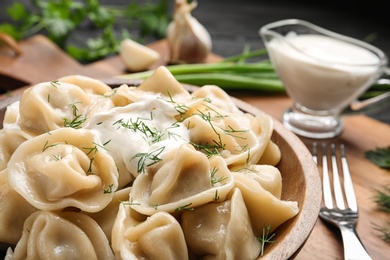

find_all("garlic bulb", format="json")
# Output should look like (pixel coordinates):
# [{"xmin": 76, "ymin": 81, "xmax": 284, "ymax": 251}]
[{"xmin": 166, "ymin": 0, "xmax": 212, "ymax": 64}]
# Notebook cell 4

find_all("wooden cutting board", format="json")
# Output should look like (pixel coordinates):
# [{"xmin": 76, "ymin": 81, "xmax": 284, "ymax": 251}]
[
  {"xmin": 1, "ymin": 35, "xmax": 389, "ymax": 259},
  {"xmin": 0, "ymin": 34, "xmax": 220, "ymax": 91}
]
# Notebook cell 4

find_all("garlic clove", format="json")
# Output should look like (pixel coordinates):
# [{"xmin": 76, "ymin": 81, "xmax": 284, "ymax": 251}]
[
  {"xmin": 119, "ymin": 39, "xmax": 161, "ymax": 72},
  {"xmin": 166, "ymin": 0, "xmax": 212, "ymax": 64}
]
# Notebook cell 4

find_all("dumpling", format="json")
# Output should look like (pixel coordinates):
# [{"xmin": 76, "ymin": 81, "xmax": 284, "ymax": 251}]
[
  {"xmin": 84, "ymin": 93, "xmax": 190, "ymax": 187},
  {"xmin": 0, "ymin": 129, "xmax": 29, "ymax": 171},
  {"xmin": 2, "ymin": 101, "xmax": 21, "ymax": 128},
  {"xmin": 87, "ymin": 187, "xmax": 132, "ymax": 242},
  {"xmin": 6, "ymin": 211, "xmax": 114, "ymax": 260},
  {"xmin": 112, "ymin": 204, "xmax": 188, "ymax": 260},
  {"xmin": 0, "ymin": 170, "xmax": 37, "ymax": 246},
  {"xmin": 191, "ymin": 85, "xmax": 242, "ymax": 114},
  {"xmin": 232, "ymin": 171, "xmax": 299, "ymax": 233},
  {"xmin": 230, "ymin": 164, "xmax": 282, "ymax": 199},
  {"xmin": 57, "ymin": 74, "xmax": 112, "ymax": 95},
  {"xmin": 106, "ymin": 84, "xmax": 141, "ymax": 107},
  {"xmin": 6, "ymin": 128, "xmax": 119, "ymax": 212},
  {"xmin": 130, "ymin": 144, "xmax": 234, "ymax": 215},
  {"xmin": 182, "ymin": 100, "xmax": 273, "ymax": 167},
  {"xmin": 257, "ymin": 140, "xmax": 281, "ymax": 166},
  {"xmin": 137, "ymin": 66, "xmax": 191, "ymax": 98},
  {"xmin": 57, "ymin": 75, "xmax": 115, "ymax": 115},
  {"xmin": 181, "ymin": 188, "xmax": 261, "ymax": 260},
  {"xmin": 18, "ymin": 81, "xmax": 91, "ymax": 135}
]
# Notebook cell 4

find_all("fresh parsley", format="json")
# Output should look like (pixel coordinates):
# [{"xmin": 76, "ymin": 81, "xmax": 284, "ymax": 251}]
[{"xmin": 0, "ymin": 0, "xmax": 169, "ymax": 62}]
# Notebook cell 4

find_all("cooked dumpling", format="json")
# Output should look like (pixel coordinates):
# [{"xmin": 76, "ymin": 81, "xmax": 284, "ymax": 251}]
[
  {"xmin": 87, "ymin": 187, "xmax": 131, "ymax": 242},
  {"xmin": 0, "ymin": 129, "xmax": 29, "ymax": 171},
  {"xmin": 7, "ymin": 128, "xmax": 118, "ymax": 212},
  {"xmin": 2, "ymin": 101, "xmax": 21, "ymax": 128},
  {"xmin": 231, "ymin": 164, "xmax": 282, "ymax": 199},
  {"xmin": 84, "ymin": 93, "xmax": 190, "ymax": 187},
  {"xmin": 106, "ymin": 84, "xmax": 141, "ymax": 107},
  {"xmin": 112, "ymin": 204, "xmax": 188, "ymax": 260},
  {"xmin": 182, "ymin": 100, "xmax": 273, "ymax": 167},
  {"xmin": 181, "ymin": 188, "xmax": 261, "ymax": 260},
  {"xmin": 57, "ymin": 74, "xmax": 112, "ymax": 95},
  {"xmin": 6, "ymin": 211, "xmax": 114, "ymax": 260},
  {"xmin": 137, "ymin": 66, "xmax": 191, "ymax": 98},
  {"xmin": 232, "ymin": 171, "xmax": 299, "ymax": 233},
  {"xmin": 257, "ymin": 140, "xmax": 281, "ymax": 166},
  {"xmin": 18, "ymin": 81, "xmax": 91, "ymax": 135},
  {"xmin": 0, "ymin": 170, "xmax": 37, "ymax": 246},
  {"xmin": 130, "ymin": 144, "xmax": 234, "ymax": 215},
  {"xmin": 191, "ymin": 85, "xmax": 242, "ymax": 114}
]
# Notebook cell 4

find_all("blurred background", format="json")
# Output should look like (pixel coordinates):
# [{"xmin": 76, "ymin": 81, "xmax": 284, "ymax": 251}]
[
  {"xmin": 1, "ymin": 0, "xmax": 389, "ymax": 58},
  {"xmin": 0, "ymin": 0, "xmax": 389, "ymax": 123}
]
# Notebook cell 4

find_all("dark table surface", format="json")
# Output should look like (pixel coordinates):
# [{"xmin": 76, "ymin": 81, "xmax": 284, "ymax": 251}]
[{"xmin": 1, "ymin": 0, "xmax": 389, "ymax": 124}]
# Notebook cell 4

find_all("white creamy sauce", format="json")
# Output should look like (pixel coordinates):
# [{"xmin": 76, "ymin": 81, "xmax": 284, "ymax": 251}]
[
  {"xmin": 268, "ymin": 34, "xmax": 381, "ymax": 111},
  {"xmin": 85, "ymin": 94, "xmax": 190, "ymax": 177}
]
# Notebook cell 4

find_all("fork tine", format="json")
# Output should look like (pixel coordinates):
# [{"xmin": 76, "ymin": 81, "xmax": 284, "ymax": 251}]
[
  {"xmin": 340, "ymin": 144, "xmax": 358, "ymax": 212},
  {"xmin": 331, "ymin": 144, "xmax": 346, "ymax": 210},
  {"xmin": 321, "ymin": 143, "xmax": 334, "ymax": 209}
]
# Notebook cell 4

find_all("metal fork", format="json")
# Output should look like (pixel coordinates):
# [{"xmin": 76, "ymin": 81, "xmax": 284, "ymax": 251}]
[{"xmin": 312, "ymin": 143, "xmax": 372, "ymax": 260}]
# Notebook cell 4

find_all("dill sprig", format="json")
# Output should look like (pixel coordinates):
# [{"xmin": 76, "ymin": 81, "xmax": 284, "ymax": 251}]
[
  {"xmin": 222, "ymin": 125, "xmax": 248, "ymax": 140},
  {"xmin": 175, "ymin": 203, "xmax": 194, "ymax": 211},
  {"xmin": 63, "ymin": 102, "xmax": 87, "ymax": 129},
  {"xmin": 372, "ymin": 186, "xmax": 390, "ymax": 243},
  {"xmin": 82, "ymin": 142, "xmax": 108, "ymax": 174},
  {"xmin": 210, "ymin": 167, "xmax": 227, "ymax": 186},
  {"xmin": 113, "ymin": 117, "xmax": 164, "ymax": 145},
  {"xmin": 103, "ymin": 184, "xmax": 114, "ymax": 194},
  {"xmin": 42, "ymin": 141, "xmax": 58, "ymax": 152},
  {"xmin": 161, "ymin": 90, "xmax": 190, "ymax": 121},
  {"xmin": 191, "ymin": 110, "xmax": 226, "ymax": 156},
  {"xmin": 256, "ymin": 224, "xmax": 277, "ymax": 256},
  {"xmin": 131, "ymin": 146, "xmax": 165, "ymax": 174},
  {"xmin": 374, "ymin": 186, "xmax": 390, "ymax": 213}
]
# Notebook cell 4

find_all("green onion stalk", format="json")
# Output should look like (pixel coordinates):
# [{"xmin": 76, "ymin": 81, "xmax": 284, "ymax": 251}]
[
  {"xmin": 118, "ymin": 48, "xmax": 390, "ymax": 96},
  {"xmin": 118, "ymin": 49, "xmax": 285, "ymax": 93}
]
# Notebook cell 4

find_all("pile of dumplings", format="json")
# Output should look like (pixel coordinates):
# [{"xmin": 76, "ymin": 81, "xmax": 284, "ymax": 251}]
[{"xmin": 0, "ymin": 67, "xmax": 299, "ymax": 259}]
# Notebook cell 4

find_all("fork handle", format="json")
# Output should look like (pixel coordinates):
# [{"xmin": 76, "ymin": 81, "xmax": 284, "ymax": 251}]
[{"xmin": 339, "ymin": 225, "xmax": 372, "ymax": 260}]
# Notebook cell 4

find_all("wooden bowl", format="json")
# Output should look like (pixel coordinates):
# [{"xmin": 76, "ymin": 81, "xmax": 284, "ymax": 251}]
[{"xmin": 233, "ymin": 97, "xmax": 322, "ymax": 259}]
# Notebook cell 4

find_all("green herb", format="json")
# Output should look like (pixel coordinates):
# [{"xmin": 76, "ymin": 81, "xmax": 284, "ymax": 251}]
[
  {"xmin": 82, "ymin": 142, "xmax": 108, "ymax": 174},
  {"xmin": 52, "ymin": 154, "xmax": 62, "ymax": 160},
  {"xmin": 113, "ymin": 117, "xmax": 163, "ymax": 145},
  {"xmin": 119, "ymin": 199, "xmax": 140, "ymax": 206},
  {"xmin": 210, "ymin": 167, "xmax": 227, "ymax": 186},
  {"xmin": 175, "ymin": 203, "xmax": 194, "ymax": 211},
  {"xmin": 0, "ymin": 0, "xmax": 169, "ymax": 62},
  {"xmin": 372, "ymin": 186, "xmax": 390, "ymax": 242},
  {"xmin": 187, "ymin": 107, "xmax": 230, "ymax": 157},
  {"xmin": 50, "ymin": 81, "xmax": 60, "ymax": 88},
  {"xmin": 42, "ymin": 141, "xmax": 58, "ymax": 152},
  {"xmin": 373, "ymin": 223, "xmax": 390, "ymax": 243},
  {"xmin": 374, "ymin": 186, "xmax": 390, "ymax": 213},
  {"xmin": 256, "ymin": 224, "xmax": 277, "ymax": 256},
  {"xmin": 213, "ymin": 190, "xmax": 219, "ymax": 201},
  {"xmin": 130, "ymin": 146, "xmax": 165, "ymax": 174},
  {"xmin": 161, "ymin": 91, "xmax": 190, "ymax": 120},
  {"xmin": 103, "ymin": 184, "xmax": 114, "ymax": 194},
  {"xmin": 365, "ymin": 146, "xmax": 390, "ymax": 169},
  {"xmin": 63, "ymin": 102, "xmax": 87, "ymax": 129}
]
